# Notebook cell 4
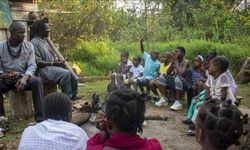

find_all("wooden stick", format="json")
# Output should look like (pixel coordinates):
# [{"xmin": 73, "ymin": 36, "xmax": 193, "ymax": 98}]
[
  {"xmin": 46, "ymin": 38, "xmax": 79, "ymax": 80},
  {"xmin": 145, "ymin": 114, "xmax": 168, "ymax": 121}
]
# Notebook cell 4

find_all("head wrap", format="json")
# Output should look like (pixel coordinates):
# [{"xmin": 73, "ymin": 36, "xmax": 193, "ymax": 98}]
[{"xmin": 197, "ymin": 55, "xmax": 204, "ymax": 62}]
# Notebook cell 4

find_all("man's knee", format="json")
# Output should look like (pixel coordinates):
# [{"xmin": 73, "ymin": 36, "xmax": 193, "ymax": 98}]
[
  {"xmin": 30, "ymin": 76, "xmax": 43, "ymax": 85},
  {"xmin": 60, "ymin": 70, "xmax": 71, "ymax": 79}
]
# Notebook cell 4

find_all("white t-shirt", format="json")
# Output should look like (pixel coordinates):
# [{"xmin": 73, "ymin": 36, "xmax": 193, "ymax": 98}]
[
  {"xmin": 18, "ymin": 119, "xmax": 88, "ymax": 150},
  {"xmin": 206, "ymin": 72, "xmax": 236, "ymax": 102},
  {"xmin": 129, "ymin": 64, "xmax": 144, "ymax": 78}
]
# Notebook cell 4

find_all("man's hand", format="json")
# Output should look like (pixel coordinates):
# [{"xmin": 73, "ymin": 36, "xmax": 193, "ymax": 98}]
[
  {"xmin": 15, "ymin": 75, "xmax": 29, "ymax": 92},
  {"xmin": 0, "ymin": 72, "xmax": 19, "ymax": 79},
  {"xmin": 52, "ymin": 60, "xmax": 65, "ymax": 67}
]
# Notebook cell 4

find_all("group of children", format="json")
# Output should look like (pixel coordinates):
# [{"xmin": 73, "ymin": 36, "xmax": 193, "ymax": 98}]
[{"xmin": 113, "ymin": 40, "xmax": 206, "ymax": 111}]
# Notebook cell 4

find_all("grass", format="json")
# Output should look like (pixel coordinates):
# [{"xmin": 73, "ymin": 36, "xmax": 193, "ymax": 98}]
[{"xmin": 0, "ymin": 80, "xmax": 249, "ymax": 145}]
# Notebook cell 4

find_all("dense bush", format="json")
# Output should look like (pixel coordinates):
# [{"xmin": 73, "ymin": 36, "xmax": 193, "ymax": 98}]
[
  {"xmin": 67, "ymin": 39, "xmax": 120, "ymax": 75},
  {"xmin": 68, "ymin": 39, "xmax": 250, "ymax": 76}
]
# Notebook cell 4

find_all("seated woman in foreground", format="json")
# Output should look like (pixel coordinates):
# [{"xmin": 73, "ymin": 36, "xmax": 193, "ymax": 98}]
[
  {"xmin": 87, "ymin": 89, "xmax": 163, "ymax": 150},
  {"xmin": 18, "ymin": 93, "xmax": 88, "ymax": 150},
  {"xmin": 196, "ymin": 99, "xmax": 247, "ymax": 150}
]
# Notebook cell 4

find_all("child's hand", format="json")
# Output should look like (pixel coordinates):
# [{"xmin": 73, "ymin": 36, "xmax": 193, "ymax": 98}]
[
  {"xmin": 95, "ymin": 111, "xmax": 107, "ymax": 131},
  {"xmin": 193, "ymin": 98, "xmax": 201, "ymax": 105}
]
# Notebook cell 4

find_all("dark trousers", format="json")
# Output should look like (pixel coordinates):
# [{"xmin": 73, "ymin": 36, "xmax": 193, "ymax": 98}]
[{"xmin": 0, "ymin": 76, "xmax": 44, "ymax": 122}]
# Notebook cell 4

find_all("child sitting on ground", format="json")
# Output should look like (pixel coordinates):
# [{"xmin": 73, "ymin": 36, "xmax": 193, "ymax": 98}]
[
  {"xmin": 157, "ymin": 47, "xmax": 191, "ymax": 109},
  {"xmin": 205, "ymin": 56, "xmax": 236, "ymax": 102},
  {"xmin": 191, "ymin": 55, "xmax": 204, "ymax": 96},
  {"xmin": 125, "ymin": 56, "xmax": 144, "ymax": 92},
  {"xmin": 137, "ymin": 39, "xmax": 160, "ymax": 100},
  {"xmin": 196, "ymin": 99, "xmax": 246, "ymax": 150},
  {"xmin": 150, "ymin": 52, "xmax": 172, "ymax": 102},
  {"xmin": 196, "ymin": 51, "xmax": 217, "ymax": 93},
  {"xmin": 108, "ymin": 51, "xmax": 132, "ymax": 92},
  {"xmin": 184, "ymin": 56, "xmax": 238, "ymax": 136},
  {"xmin": 87, "ymin": 90, "xmax": 163, "ymax": 150}
]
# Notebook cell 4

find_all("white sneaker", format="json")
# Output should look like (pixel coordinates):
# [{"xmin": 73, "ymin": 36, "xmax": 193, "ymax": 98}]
[
  {"xmin": 170, "ymin": 100, "xmax": 183, "ymax": 111},
  {"xmin": 155, "ymin": 97, "xmax": 167, "ymax": 106}
]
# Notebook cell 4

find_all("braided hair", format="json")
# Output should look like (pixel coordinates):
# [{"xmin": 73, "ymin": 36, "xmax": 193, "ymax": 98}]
[
  {"xmin": 44, "ymin": 92, "xmax": 72, "ymax": 122},
  {"xmin": 197, "ymin": 99, "xmax": 248, "ymax": 149},
  {"xmin": 211, "ymin": 56, "xmax": 229, "ymax": 73},
  {"xmin": 105, "ymin": 89, "xmax": 145, "ymax": 134}
]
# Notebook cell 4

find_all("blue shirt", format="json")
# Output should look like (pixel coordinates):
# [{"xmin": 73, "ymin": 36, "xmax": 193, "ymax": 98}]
[{"xmin": 143, "ymin": 52, "xmax": 160, "ymax": 79}]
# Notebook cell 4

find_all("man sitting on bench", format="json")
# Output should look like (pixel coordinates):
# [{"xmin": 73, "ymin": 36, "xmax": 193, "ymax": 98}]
[
  {"xmin": 31, "ymin": 18, "xmax": 79, "ymax": 101},
  {"xmin": 0, "ymin": 22, "xmax": 44, "ymax": 122}
]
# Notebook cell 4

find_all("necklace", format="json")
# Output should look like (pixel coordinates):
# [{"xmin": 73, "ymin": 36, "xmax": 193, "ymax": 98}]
[{"xmin": 7, "ymin": 40, "xmax": 23, "ymax": 57}]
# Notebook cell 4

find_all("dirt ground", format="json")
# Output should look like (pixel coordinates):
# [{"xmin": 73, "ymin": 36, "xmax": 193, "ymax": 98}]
[{"xmin": 82, "ymin": 102, "xmax": 250, "ymax": 150}]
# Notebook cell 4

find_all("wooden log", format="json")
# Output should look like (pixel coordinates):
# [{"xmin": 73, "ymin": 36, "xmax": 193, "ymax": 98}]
[
  {"xmin": 8, "ymin": 90, "xmax": 33, "ymax": 119},
  {"xmin": 144, "ymin": 114, "xmax": 168, "ymax": 121},
  {"xmin": 71, "ymin": 111, "xmax": 91, "ymax": 126},
  {"xmin": 238, "ymin": 57, "xmax": 250, "ymax": 84}
]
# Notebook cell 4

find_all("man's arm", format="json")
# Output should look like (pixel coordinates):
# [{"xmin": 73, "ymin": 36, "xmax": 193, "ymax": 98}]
[
  {"xmin": 25, "ymin": 45, "xmax": 37, "ymax": 76},
  {"xmin": 140, "ymin": 39, "xmax": 144, "ymax": 54}
]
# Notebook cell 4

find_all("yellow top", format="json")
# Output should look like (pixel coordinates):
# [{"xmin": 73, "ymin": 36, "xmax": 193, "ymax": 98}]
[
  {"xmin": 160, "ymin": 63, "xmax": 170, "ymax": 74},
  {"xmin": 160, "ymin": 63, "xmax": 174, "ymax": 75}
]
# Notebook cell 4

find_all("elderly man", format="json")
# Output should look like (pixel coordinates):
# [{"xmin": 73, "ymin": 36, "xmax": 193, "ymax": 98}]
[
  {"xmin": 31, "ymin": 18, "xmax": 79, "ymax": 100},
  {"xmin": 0, "ymin": 22, "xmax": 44, "ymax": 122}
]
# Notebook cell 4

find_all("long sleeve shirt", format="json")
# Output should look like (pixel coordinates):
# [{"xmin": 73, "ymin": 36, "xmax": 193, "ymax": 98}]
[
  {"xmin": 0, "ymin": 40, "xmax": 37, "ymax": 76},
  {"xmin": 87, "ymin": 133, "xmax": 163, "ymax": 150}
]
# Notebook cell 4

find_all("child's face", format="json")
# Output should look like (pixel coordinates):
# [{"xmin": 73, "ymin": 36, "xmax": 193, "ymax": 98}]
[
  {"xmin": 208, "ymin": 62, "xmax": 217, "ymax": 76},
  {"xmin": 133, "ymin": 58, "xmax": 140, "ymax": 66},
  {"xmin": 193, "ymin": 57, "xmax": 202, "ymax": 69},
  {"xmin": 151, "ymin": 51, "xmax": 159, "ymax": 60},
  {"xmin": 204, "ymin": 59, "xmax": 210, "ymax": 70},
  {"xmin": 121, "ymin": 54, "xmax": 128, "ymax": 63},
  {"xmin": 161, "ymin": 53, "xmax": 171, "ymax": 64}
]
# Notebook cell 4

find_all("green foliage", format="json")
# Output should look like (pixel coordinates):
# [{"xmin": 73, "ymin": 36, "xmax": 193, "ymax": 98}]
[
  {"xmin": 38, "ymin": 0, "xmax": 250, "ymax": 53},
  {"xmin": 67, "ymin": 39, "xmax": 119, "ymax": 75},
  {"xmin": 68, "ymin": 40, "xmax": 249, "ymax": 76}
]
